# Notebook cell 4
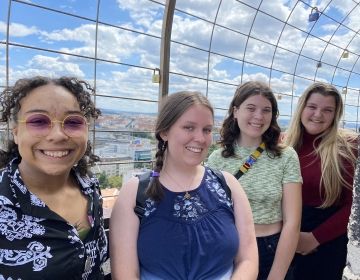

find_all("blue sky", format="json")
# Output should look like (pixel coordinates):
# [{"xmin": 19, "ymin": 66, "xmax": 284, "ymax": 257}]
[{"xmin": 0, "ymin": 0, "xmax": 359, "ymax": 127}]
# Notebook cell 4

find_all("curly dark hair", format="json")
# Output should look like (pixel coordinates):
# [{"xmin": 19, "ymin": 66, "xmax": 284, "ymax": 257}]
[
  {"xmin": 220, "ymin": 81, "xmax": 282, "ymax": 158},
  {"xmin": 0, "ymin": 76, "xmax": 101, "ymax": 176}
]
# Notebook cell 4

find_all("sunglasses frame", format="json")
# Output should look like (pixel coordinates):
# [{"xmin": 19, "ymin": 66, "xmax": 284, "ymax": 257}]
[{"xmin": 17, "ymin": 113, "xmax": 89, "ymax": 138}]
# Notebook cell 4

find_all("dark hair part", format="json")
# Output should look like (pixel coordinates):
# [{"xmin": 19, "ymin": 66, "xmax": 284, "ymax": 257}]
[
  {"xmin": 220, "ymin": 81, "xmax": 282, "ymax": 158},
  {"xmin": 146, "ymin": 91, "xmax": 214, "ymax": 201},
  {"xmin": 0, "ymin": 76, "xmax": 101, "ymax": 176}
]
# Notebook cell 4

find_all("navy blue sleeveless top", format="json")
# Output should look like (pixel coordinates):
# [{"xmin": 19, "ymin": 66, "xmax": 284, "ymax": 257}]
[{"xmin": 137, "ymin": 167, "xmax": 239, "ymax": 280}]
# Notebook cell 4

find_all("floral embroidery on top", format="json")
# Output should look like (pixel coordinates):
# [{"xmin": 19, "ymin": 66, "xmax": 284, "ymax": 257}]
[
  {"xmin": 206, "ymin": 170, "xmax": 232, "ymax": 208},
  {"xmin": 173, "ymin": 194, "xmax": 208, "ymax": 221},
  {"xmin": 144, "ymin": 199, "xmax": 156, "ymax": 217}
]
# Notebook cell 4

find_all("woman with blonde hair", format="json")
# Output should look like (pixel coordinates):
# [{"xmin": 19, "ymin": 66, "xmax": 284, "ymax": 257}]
[{"xmin": 285, "ymin": 82, "xmax": 358, "ymax": 280}]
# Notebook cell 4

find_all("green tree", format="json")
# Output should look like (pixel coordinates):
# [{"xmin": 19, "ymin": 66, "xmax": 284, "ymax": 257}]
[
  {"xmin": 108, "ymin": 175, "xmax": 123, "ymax": 189},
  {"xmin": 97, "ymin": 171, "xmax": 109, "ymax": 189}
]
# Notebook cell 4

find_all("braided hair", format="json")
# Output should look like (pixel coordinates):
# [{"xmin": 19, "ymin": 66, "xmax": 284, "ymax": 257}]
[{"xmin": 145, "ymin": 91, "xmax": 213, "ymax": 201}]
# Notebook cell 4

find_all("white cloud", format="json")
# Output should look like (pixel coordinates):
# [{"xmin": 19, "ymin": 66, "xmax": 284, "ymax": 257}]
[
  {"xmin": 25, "ymin": 55, "xmax": 84, "ymax": 77},
  {"xmin": 0, "ymin": 21, "xmax": 38, "ymax": 37}
]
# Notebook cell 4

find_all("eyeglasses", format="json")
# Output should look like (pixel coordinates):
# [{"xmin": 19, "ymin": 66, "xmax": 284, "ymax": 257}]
[{"xmin": 17, "ymin": 113, "xmax": 89, "ymax": 138}]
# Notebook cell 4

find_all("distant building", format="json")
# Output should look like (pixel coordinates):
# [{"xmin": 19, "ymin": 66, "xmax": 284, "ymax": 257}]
[
  {"xmin": 101, "ymin": 188, "xmax": 119, "ymax": 219},
  {"xmin": 93, "ymin": 156, "xmax": 134, "ymax": 178}
]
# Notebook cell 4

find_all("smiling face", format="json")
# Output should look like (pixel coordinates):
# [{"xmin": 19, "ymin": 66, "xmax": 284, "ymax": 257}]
[
  {"xmin": 12, "ymin": 84, "xmax": 88, "ymax": 179},
  {"xmin": 161, "ymin": 104, "xmax": 213, "ymax": 168},
  {"xmin": 301, "ymin": 92, "xmax": 336, "ymax": 135},
  {"xmin": 233, "ymin": 94, "xmax": 272, "ymax": 146}
]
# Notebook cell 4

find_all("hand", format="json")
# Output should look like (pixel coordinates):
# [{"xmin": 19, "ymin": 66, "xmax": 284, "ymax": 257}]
[{"xmin": 296, "ymin": 232, "xmax": 319, "ymax": 255}]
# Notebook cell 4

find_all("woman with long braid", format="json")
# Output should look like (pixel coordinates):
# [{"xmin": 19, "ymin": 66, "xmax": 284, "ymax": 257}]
[{"xmin": 110, "ymin": 91, "xmax": 258, "ymax": 279}]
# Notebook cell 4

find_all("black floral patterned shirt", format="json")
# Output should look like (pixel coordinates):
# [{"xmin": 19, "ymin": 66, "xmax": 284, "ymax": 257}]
[{"xmin": 0, "ymin": 158, "xmax": 108, "ymax": 280}]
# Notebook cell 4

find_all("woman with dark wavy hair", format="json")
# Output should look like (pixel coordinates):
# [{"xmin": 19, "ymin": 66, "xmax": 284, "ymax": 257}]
[
  {"xmin": 208, "ymin": 81, "xmax": 302, "ymax": 280},
  {"xmin": 0, "ymin": 76, "xmax": 108, "ymax": 279}
]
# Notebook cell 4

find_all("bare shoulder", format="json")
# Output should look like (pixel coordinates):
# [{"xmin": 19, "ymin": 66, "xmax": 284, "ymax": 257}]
[
  {"xmin": 113, "ymin": 176, "xmax": 139, "ymax": 210},
  {"xmin": 220, "ymin": 171, "xmax": 244, "ymax": 195}
]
